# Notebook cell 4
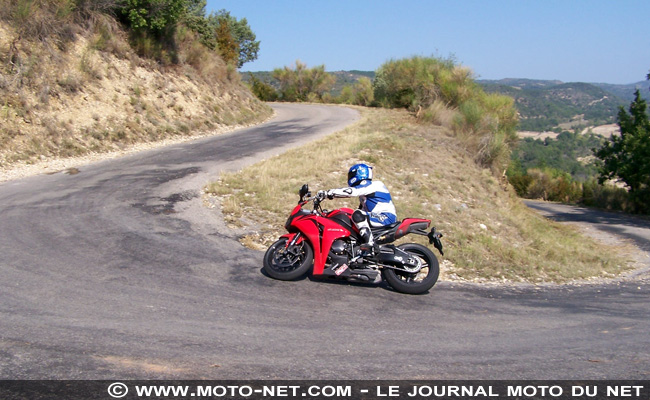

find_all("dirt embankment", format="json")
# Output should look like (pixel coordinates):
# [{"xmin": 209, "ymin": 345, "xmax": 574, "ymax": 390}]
[{"xmin": 0, "ymin": 20, "xmax": 272, "ymax": 178}]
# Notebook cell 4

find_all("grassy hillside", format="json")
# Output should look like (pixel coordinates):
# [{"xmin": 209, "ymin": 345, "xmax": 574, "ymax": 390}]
[
  {"xmin": 205, "ymin": 107, "xmax": 631, "ymax": 284},
  {"xmin": 0, "ymin": 3, "xmax": 272, "ymax": 170}
]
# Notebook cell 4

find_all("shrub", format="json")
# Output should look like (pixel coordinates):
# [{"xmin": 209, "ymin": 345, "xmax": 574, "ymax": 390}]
[
  {"xmin": 247, "ymin": 73, "xmax": 277, "ymax": 101},
  {"xmin": 272, "ymin": 60, "xmax": 335, "ymax": 102},
  {"xmin": 508, "ymin": 173, "xmax": 533, "ymax": 197},
  {"xmin": 508, "ymin": 168, "xmax": 633, "ymax": 212},
  {"xmin": 416, "ymin": 99, "xmax": 456, "ymax": 127},
  {"xmin": 373, "ymin": 56, "xmax": 473, "ymax": 110},
  {"xmin": 373, "ymin": 56, "xmax": 518, "ymax": 175},
  {"xmin": 582, "ymin": 179, "xmax": 632, "ymax": 212},
  {"xmin": 337, "ymin": 77, "xmax": 374, "ymax": 106}
]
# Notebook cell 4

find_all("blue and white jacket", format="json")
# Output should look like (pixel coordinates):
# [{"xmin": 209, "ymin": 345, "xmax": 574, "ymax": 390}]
[{"xmin": 327, "ymin": 180, "xmax": 397, "ymax": 226}]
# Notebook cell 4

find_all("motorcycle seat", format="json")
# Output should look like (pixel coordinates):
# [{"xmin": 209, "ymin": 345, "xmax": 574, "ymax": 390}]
[{"xmin": 371, "ymin": 221, "xmax": 401, "ymax": 234}]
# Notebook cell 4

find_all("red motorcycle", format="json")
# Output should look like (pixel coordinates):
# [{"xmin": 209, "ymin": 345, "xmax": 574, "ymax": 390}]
[{"xmin": 263, "ymin": 184, "xmax": 444, "ymax": 294}]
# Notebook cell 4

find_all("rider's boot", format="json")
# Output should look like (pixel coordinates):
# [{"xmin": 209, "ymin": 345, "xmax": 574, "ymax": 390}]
[{"xmin": 359, "ymin": 228, "xmax": 379, "ymax": 258}]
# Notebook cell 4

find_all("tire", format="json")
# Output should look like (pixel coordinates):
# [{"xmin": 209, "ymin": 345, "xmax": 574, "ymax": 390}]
[
  {"xmin": 263, "ymin": 238, "xmax": 313, "ymax": 281},
  {"xmin": 382, "ymin": 243, "xmax": 439, "ymax": 294}
]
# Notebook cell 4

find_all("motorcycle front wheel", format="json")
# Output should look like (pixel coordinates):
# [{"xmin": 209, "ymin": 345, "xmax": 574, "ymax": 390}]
[
  {"xmin": 263, "ymin": 238, "xmax": 313, "ymax": 280},
  {"xmin": 382, "ymin": 243, "xmax": 439, "ymax": 294}
]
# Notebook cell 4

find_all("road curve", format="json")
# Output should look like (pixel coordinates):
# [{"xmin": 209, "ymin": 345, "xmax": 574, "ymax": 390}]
[
  {"xmin": 525, "ymin": 200, "xmax": 650, "ymax": 259},
  {"xmin": 1, "ymin": 104, "xmax": 649, "ymax": 379}
]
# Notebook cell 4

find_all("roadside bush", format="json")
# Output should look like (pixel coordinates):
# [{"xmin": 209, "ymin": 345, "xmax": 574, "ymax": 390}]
[
  {"xmin": 338, "ymin": 77, "xmax": 374, "ymax": 106},
  {"xmin": 514, "ymin": 168, "xmax": 581, "ymax": 202},
  {"xmin": 582, "ymin": 179, "xmax": 632, "ymax": 212},
  {"xmin": 272, "ymin": 60, "xmax": 335, "ymax": 102},
  {"xmin": 508, "ymin": 173, "xmax": 533, "ymax": 197},
  {"xmin": 247, "ymin": 72, "xmax": 278, "ymax": 101},
  {"xmin": 373, "ymin": 56, "xmax": 474, "ymax": 110},
  {"xmin": 416, "ymin": 99, "xmax": 456, "ymax": 127},
  {"xmin": 508, "ymin": 168, "xmax": 633, "ymax": 212}
]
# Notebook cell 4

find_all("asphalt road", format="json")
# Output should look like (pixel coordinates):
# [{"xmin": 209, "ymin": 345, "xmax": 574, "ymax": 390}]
[{"xmin": 1, "ymin": 104, "xmax": 649, "ymax": 380}]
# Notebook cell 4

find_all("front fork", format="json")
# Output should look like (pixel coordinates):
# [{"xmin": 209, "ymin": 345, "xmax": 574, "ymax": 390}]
[
  {"xmin": 282, "ymin": 232, "xmax": 303, "ymax": 250},
  {"xmin": 280, "ymin": 232, "xmax": 306, "ymax": 260},
  {"xmin": 286, "ymin": 232, "xmax": 301, "ymax": 247}
]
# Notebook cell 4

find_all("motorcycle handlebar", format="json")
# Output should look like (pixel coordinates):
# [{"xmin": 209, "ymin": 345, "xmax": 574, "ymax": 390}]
[
  {"xmin": 315, "ymin": 190, "xmax": 327, "ymax": 201},
  {"xmin": 299, "ymin": 187, "xmax": 329, "ymax": 214},
  {"xmin": 303, "ymin": 191, "xmax": 327, "ymax": 215}
]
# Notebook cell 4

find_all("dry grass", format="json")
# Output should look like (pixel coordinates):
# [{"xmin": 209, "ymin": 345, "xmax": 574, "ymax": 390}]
[{"xmin": 206, "ymin": 107, "xmax": 631, "ymax": 284}]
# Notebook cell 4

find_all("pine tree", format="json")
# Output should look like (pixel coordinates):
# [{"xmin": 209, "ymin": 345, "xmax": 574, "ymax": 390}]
[{"xmin": 595, "ymin": 89, "xmax": 650, "ymax": 213}]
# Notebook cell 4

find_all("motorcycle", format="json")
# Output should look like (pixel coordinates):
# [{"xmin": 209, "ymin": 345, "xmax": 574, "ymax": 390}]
[{"xmin": 263, "ymin": 184, "xmax": 444, "ymax": 294}]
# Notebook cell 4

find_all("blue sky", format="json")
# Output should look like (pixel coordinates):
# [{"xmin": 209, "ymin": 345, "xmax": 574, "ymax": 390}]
[{"xmin": 206, "ymin": 0, "xmax": 650, "ymax": 84}]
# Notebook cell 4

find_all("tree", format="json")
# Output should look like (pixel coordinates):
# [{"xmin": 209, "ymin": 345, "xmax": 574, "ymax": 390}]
[
  {"xmin": 272, "ymin": 60, "xmax": 308, "ymax": 101},
  {"xmin": 120, "ymin": 0, "xmax": 187, "ymax": 37},
  {"xmin": 594, "ymin": 89, "xmax": 650, "ymax": 213},
  {"xmin": 183, "ymin": 0, "xmax": 218, "ymax": 49},
  {"xmin": 210, "ymin": 10, "xmax": 259, "ymax": 68},
  {"xmin": 214, "ymin": 18, "xmax": 239, "ymax": 65}
]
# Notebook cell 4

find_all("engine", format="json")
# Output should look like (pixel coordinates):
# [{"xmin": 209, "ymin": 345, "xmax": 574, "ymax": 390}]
[
  {"xmin": 330, "ymin": 239, "xmax": 347, "ymax": 255},
  {"xmin": 328, "ymin": 239, "xmax": 349, "ymax": 266}
]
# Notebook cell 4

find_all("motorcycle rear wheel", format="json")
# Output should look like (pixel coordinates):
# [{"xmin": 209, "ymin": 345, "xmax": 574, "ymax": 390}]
[
  {"xmin": 382, "ymin": 243, "xmax": 439, "ymax": 294},
  {"xmin": 263, "ymin": 238, "xmax": 313, "ymax": 280}
]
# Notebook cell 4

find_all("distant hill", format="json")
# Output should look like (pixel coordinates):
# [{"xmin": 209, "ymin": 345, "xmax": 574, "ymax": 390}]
[
  {"xmin": 592, "ymin": 81, "xmax": 650, "ymax": 103},
  {"xmin": 480, "ymin": 78, "xmax": 650, "ymax": 102},
  {"xmin": 479, "ymin": 78, "xmax": 563, "ymax": 89},
  {"xmin": 479, "ymin": 80, "xmax": 627, "ymax": 132}
]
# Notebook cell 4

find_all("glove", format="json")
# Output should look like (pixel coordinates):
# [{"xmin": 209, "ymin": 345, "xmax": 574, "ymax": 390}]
[
  {"xmin": 327, "ymin": 190, "xmax": 335, "ymax": 200},
  {"xmin": 316, "ymin": 190, "xmax": 327, "ymax": 200}
]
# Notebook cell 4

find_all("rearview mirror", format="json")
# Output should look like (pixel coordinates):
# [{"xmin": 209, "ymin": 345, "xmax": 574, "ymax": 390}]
[{"xmin": 299, "ymin": 184, "xmax": 310, "ymax": 201}]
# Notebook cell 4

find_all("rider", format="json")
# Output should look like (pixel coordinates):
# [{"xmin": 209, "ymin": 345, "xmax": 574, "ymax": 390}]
[{"xmin": 321, "ymin": 163, "xmax": 397, "ymax": 256}]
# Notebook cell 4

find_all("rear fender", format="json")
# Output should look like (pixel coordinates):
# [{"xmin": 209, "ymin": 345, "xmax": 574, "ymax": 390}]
[
  {"xmin": 395, "ymin": 218, "xmax": 430, "ymax": 240},
  {"xmin": 393, "ymin": 219, "xmax": 444, "ymax": 256}
]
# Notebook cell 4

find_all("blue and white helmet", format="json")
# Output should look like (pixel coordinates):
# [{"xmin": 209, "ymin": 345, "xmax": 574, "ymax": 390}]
[{"xmin": 347, "ymin": 163, "xmax": 373, "ymax": 187}]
